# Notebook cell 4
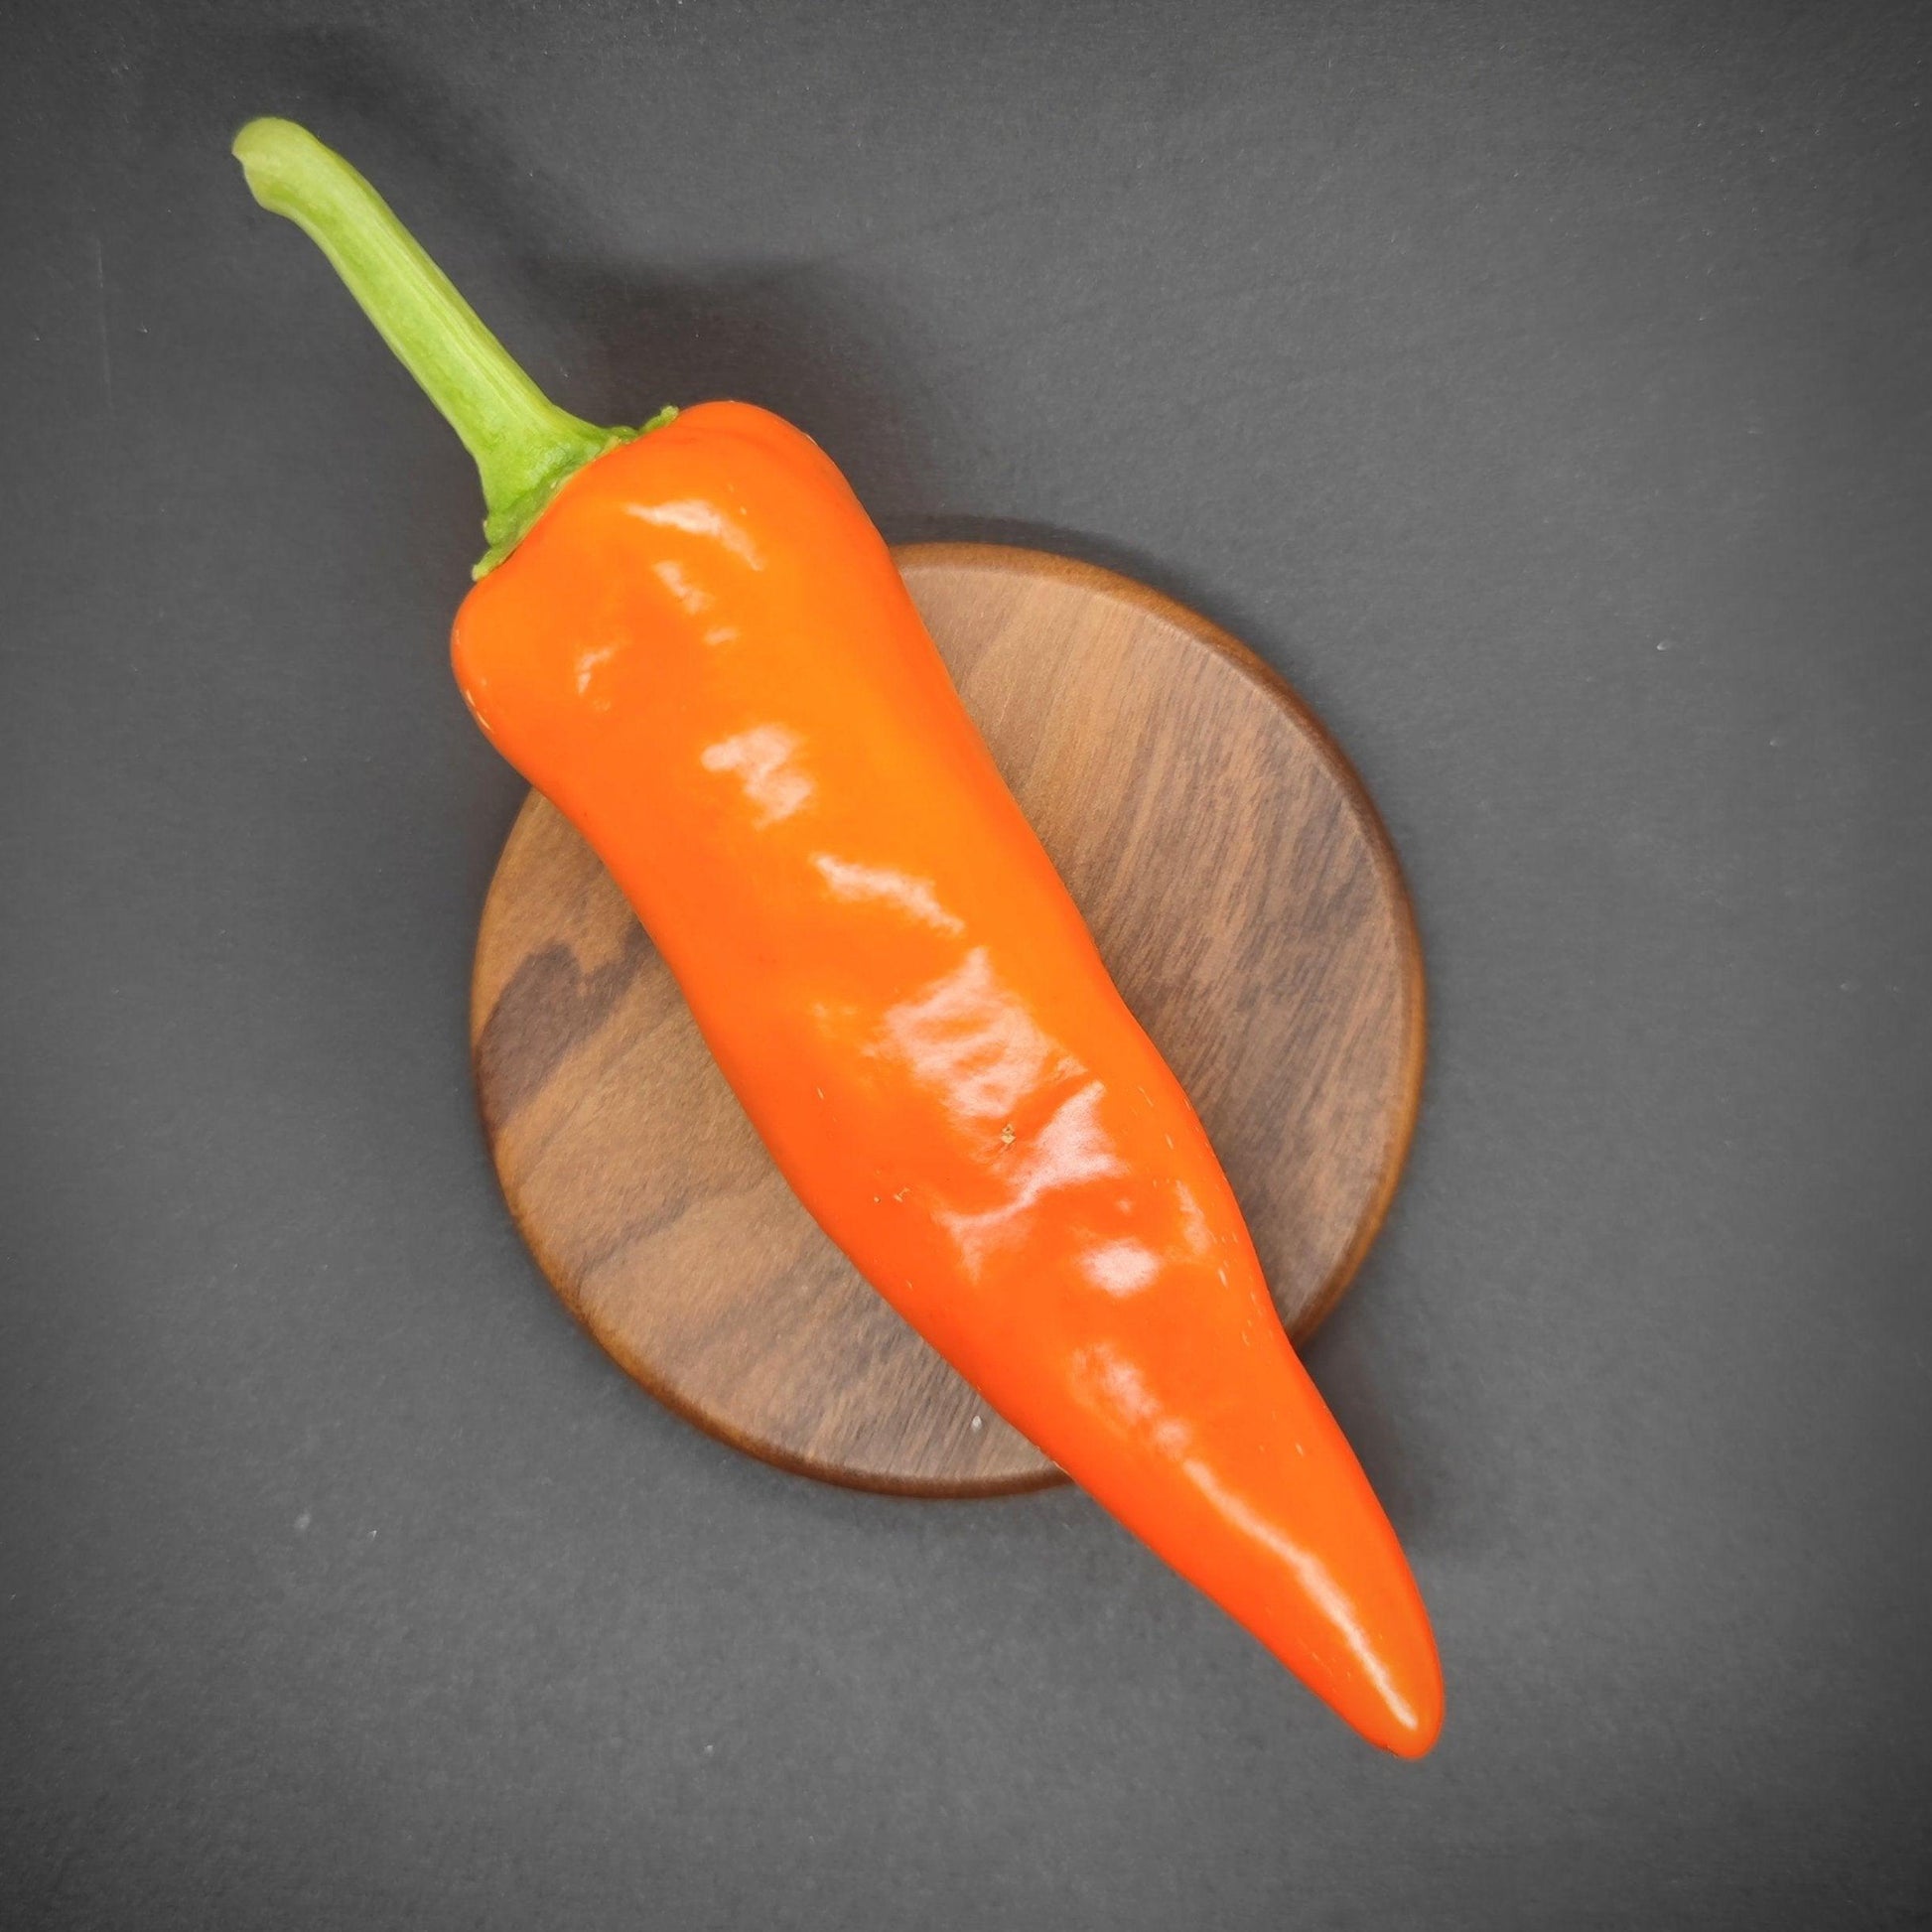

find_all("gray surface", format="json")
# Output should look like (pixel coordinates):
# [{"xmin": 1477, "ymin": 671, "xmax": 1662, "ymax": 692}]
[{"xmin": 4, "ymin": 0, "xmax": 1930, "ymax": 1924}]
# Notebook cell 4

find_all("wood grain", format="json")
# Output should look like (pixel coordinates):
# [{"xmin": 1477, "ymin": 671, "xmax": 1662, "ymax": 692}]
[{"xmin": 470, "ymin": 544, "xmax": 1425, "ymax": 1495}]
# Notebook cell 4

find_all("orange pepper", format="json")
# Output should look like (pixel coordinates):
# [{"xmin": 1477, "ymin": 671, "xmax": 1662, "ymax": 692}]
[{"xmin": 236, "ymin": 119, "xmax": 1443, "ymax": 1756}]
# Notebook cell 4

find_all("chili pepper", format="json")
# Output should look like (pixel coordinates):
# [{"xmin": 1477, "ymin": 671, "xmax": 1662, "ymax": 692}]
[{"xmin": 234, "ymin": 117, "xmax": 1443, "ymax": 1756}]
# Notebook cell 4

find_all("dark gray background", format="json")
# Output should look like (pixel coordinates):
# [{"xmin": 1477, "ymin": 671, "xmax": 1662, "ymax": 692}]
[{"xmin": 4, "ymin": 0, "xmax": 1929, "ymax": 1924}]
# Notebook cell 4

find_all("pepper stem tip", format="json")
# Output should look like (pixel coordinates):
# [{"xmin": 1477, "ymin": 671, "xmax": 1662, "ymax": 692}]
[{"xmin": 231, "ymin": 115, "xmax": 665, "ymax": 574}]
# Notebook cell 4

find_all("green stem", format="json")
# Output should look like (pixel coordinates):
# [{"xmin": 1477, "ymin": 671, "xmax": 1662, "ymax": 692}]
[{"xmin": 233, "ymin": 117, "xmax": 669, "ymax": 575}]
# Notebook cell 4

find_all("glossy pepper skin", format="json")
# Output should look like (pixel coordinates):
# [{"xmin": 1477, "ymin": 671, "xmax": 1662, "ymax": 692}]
[{"xmin": 237, "ymin": 121, "xmax": 1443, "ymax": 1756}]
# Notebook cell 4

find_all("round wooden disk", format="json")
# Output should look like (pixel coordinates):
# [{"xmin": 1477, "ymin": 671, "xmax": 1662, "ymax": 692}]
[{"xmin": 471, "ymin": 544, "xmax": 1425, "ymax": 1496}]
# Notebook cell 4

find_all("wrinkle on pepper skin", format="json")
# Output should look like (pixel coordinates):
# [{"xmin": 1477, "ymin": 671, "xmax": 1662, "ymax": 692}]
[
  {"xmin": 1080, "ymin": 1239, "xmax": 1164, "ymax": 1296},
  {"xmin": 810, "ymin": 856, "xmax": 965, "ymax": 935},
  {"xmin": 698, "ymin": 724, "xmax": 815, "ymax": 826},
  {"xmin": 933, "ymin": 1080, "xmax": 1126, "ymax": 1280},
  {"xmin": 651, "ymin": 558, "xmax": 715, "ymax": 615},
  {"xmin": 872, "ymin": 947, "xmax": 1079, "ymax": 1129},
  {"xmin": 622, "ymin": 495, "xmax": 764, "ymax": 565}
]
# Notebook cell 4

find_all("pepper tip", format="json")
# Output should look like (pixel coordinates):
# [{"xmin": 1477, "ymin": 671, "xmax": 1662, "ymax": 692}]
[{"xmin": 1367, "ymin": 1641, "xmax": 1445, "ymax": 1760}]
